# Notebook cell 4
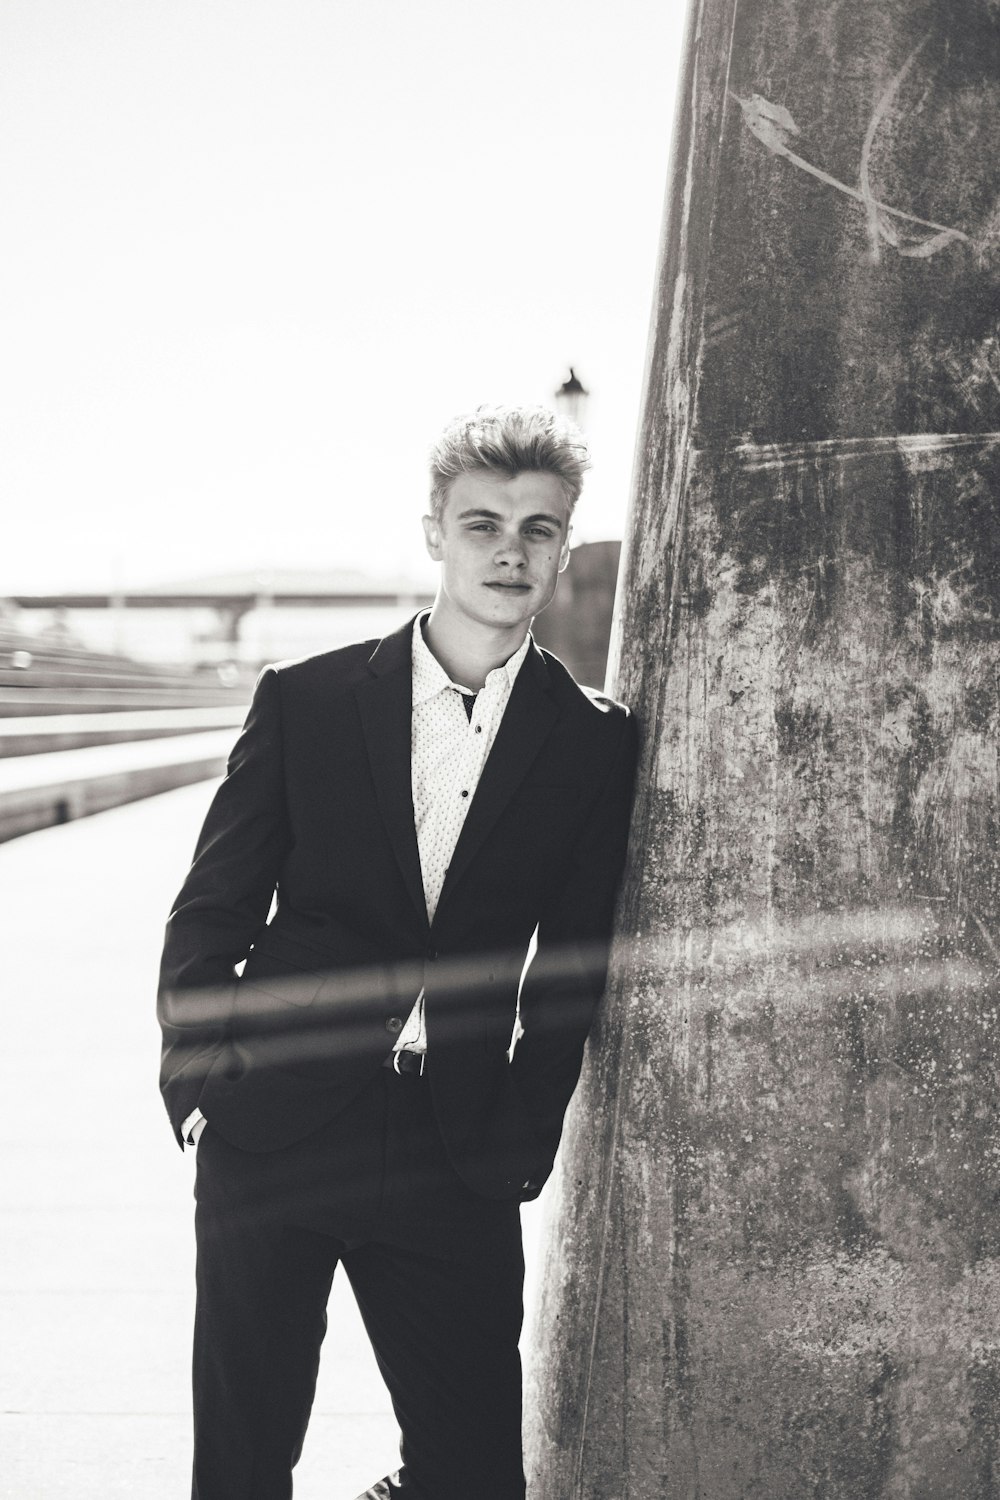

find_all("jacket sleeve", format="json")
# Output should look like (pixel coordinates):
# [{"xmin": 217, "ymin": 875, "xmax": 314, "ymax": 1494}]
[
  {"xmin": 156, "ymin": 666, "xmax": 292, "ymax": 1141},
  {"xmin": 509, "ymin": 705, "xmax": 638, "ymax": 1183}
]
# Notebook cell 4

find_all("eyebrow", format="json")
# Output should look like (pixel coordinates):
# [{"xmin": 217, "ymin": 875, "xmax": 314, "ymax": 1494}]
[{"xmin": 455, "ymin": 508, "xmax": 566, "ymax": 528}]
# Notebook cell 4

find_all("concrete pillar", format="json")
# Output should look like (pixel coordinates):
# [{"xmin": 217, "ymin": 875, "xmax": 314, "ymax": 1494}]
[{"xmin": 525, "ymin": 1, "xmax": 1000, "ymax": 1496}]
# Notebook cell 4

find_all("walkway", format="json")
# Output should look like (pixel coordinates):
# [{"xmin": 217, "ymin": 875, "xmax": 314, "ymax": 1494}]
[
  {"xmin": 0, "ymin": 779, "xmax": 547, "ymax": 1498},
  {"xmin": 0, "ymin": 732, "xmax": 235, "ymax": 842}
]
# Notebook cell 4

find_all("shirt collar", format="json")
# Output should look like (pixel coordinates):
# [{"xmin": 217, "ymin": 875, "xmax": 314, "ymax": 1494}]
[{"xmin": 410, "ymin": 610, "xmax": 531, "ymax": 708}]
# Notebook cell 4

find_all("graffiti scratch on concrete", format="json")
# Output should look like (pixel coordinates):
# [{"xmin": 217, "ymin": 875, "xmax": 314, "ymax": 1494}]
[
  {"xmin": 732, "ymin": 56, "xmax": 972, "ymax": 259},
  {"xmin": 858, "ymin": 34, "xmax": 934, "ymax": 261},
  {"xmin": 730, "ymin": 432, "xmax": 1000, "ymax": 472}
]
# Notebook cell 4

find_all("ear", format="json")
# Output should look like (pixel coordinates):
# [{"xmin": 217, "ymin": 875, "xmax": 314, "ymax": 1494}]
[
  {"xmin": 422, "ymin": 513, "xmax": 443, "ymax": 562},
  {"xmin": 557, "ymin": 523, "xmax": 572, "ymax": 574}
]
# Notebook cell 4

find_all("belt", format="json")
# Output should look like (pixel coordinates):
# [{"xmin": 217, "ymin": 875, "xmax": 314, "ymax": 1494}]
[{"xmin": 384, "ymin": 1049, "xmax": 427, "ymax": 1076}]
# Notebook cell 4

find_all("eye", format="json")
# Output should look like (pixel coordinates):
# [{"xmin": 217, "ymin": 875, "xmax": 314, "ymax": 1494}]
[{"xmin": 525, "ymin": 526, "xmax": 555, "ymax": 539}]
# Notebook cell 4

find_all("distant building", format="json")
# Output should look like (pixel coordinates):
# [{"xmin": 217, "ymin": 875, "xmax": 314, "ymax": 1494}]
[{"xmin": 532, "ymin": 540, "xmax": 622, "ymax": 690}]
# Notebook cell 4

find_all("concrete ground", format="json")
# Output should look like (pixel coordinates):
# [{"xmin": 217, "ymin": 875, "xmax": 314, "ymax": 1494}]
[{"xmin": 0, "ymin": 780, "xmax": 548, "ymax": 1499}]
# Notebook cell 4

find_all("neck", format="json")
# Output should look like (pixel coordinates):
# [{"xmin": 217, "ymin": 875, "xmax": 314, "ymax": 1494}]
[{"xmin": 422, "ymin": 601, "xmax": 529, "ymax": 690}]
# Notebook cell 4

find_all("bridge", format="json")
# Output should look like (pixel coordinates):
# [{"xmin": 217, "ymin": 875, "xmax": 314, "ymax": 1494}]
[{"xmin": 8, "ymin": 577, "xmax": 434, "ymax": 647}]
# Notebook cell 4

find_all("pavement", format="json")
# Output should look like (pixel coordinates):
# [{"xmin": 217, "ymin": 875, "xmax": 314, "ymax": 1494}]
[
  {"xmin": 0, "ymin": 706, "xmax": 247, "ymax": 757},
  {"xmin": 0, "ymin": 735, "xmax": 240, "ymax": 794},
  {"xmin": 0, "ymin": 734, "xmax": 236, "ymax": 843},
  {"xmin": 0, "ymin": 780, "xmax": 548, "ymax": 1499}
]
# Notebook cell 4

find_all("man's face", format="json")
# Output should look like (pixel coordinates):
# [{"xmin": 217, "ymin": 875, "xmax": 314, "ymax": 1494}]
[{"xmin": 422, "ymin": 470, "xmax": 572, "ymax": 633}]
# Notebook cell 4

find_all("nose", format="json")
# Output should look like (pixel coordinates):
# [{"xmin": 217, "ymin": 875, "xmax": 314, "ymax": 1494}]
[{"xmin": 494, "ymin": 533, "xmax": 528, "ymax": 569}]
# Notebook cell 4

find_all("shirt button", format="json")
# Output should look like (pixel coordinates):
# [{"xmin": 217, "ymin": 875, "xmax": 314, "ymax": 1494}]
[
  {"xmin": 475, "ymin": 725, "xmax": 482, "ymax": 733},
  {"xmin": 460, "ymin": 789, "xmax": 469, "ymax": 798},
  {"xmin": 385, "ymin": 1016, "xmax": 403, "ymax": 1034}
]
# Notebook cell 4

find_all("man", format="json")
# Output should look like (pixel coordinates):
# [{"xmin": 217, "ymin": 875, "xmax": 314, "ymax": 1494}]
[{"xmin": 158, "ymin": 404, "xmax": 638, "ymax": 1500}]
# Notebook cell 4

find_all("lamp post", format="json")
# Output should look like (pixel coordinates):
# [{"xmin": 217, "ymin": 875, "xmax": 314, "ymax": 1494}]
[{"xmin": 553, "ymin": 367, "xmax": 589, "ymax": 428}]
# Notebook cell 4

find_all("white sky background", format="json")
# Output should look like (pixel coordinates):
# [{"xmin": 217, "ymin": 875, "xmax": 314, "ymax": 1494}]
[{"xmin": 1, "ymin": 0, "xmax": 684, "ymax": 597}]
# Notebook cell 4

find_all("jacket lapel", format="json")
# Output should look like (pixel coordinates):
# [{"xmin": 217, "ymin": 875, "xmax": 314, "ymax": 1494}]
[
  {"xmin": 434, "ymin": 643, "xmax": 558, "ymax": 919},
  {"xmin": 355, "ymin": 618, "xmax": 428, "ymax": 929}
]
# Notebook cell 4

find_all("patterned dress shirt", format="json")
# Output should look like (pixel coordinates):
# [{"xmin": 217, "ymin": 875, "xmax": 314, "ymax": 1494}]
[{"xmin": 395, "ymin": 612, "xmax": 531, "ymax": 1054}]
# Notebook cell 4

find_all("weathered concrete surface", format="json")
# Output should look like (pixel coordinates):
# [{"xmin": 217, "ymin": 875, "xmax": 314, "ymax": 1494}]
[{"xmin": 525, "ymin": 1, "xmax": 1000, "ymax": 1496}]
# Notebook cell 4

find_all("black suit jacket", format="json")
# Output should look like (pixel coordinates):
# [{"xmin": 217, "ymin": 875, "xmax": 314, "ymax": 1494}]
[{"xmin": 158, "ymin": 615, "xmax": 637, "ymax": 1199}]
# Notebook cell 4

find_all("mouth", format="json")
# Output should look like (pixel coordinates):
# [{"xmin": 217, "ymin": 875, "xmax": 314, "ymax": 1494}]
[{"xmin": 484, "ymin": 580, "xmax": 532, "ymax": 592}]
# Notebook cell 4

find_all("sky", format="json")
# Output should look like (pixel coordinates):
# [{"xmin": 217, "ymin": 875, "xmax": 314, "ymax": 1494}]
[{"xmin": 1, "ymin": 0, "xmax": 685, "ymax": 597}]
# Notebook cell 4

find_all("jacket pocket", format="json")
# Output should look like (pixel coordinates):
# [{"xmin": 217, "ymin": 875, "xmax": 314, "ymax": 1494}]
[{"xmin": 238, "ymin": 944, "xmax": 324, "ymax": 1009}]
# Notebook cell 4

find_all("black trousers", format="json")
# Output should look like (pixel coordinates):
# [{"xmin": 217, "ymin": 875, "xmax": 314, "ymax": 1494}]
[{"xmin": 191, "ymin": 1064, "xmax": 526, "ymax": 1500}]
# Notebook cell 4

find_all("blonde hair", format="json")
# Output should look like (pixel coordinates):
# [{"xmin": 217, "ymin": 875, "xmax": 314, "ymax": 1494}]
[{"xmin": 428, "ymin": 404, "xmax": 590, "ymax": 520}]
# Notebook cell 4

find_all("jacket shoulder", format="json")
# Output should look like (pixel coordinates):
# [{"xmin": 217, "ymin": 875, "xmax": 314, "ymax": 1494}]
[
  {"xmin": 537, "ymin": 646, "xmax": 632, "ymax": 725},
  {"xmin": 262, "ymin": 637, "xmax": 382, "ymax": 689},
  {"xmin": 579, "ymin": 682, "xmax": 632, "ymax": 720}
]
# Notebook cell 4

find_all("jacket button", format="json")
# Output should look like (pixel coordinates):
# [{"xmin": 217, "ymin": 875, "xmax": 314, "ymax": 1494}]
[{"xmin": 385, "ymin": 1016, "xmax": 403, "ymax": 1034}]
